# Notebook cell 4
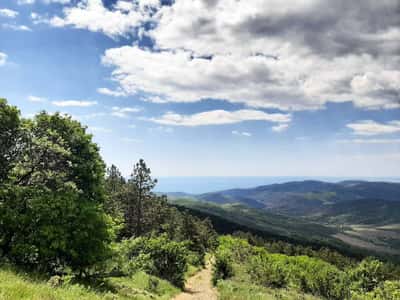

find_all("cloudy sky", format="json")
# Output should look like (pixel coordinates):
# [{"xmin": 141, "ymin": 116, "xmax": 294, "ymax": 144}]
[{"xmin": 1, "ymin": 0, "xmax": 399, "ymax": 177}]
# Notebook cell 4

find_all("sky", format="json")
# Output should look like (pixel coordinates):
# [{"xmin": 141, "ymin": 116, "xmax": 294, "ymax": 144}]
[{"xmin": 0, "ymin": 0, "xmax": 399, "ymax": 178}]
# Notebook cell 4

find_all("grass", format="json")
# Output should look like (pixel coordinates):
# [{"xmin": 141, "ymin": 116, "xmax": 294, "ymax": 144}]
[
  {"xmin": 185, "ymin": 264, "xmax": 200, "ymax": 279},
  {"xmin": 0, "ymin": 266, "xmax": 180, "ymax": 300},
  {"xmin": 217, "ymin": 280, "xmax": 322, "ymax": 300}
]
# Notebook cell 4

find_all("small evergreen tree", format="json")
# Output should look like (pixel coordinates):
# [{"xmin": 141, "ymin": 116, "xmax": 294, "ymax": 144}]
[
  {"xmin": 124, "ymin": 159, "xmax": 157, "ymax": 237},
  {"xmin": 105, "ymin": 164, "xmax": 126, "ymax": 217}
]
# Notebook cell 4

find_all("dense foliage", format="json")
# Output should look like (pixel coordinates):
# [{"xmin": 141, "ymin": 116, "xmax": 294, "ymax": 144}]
[
  {"xmin": 0, "ymin": 100, "xmax": 217, "ymax": 287},
  {"xmin": 233, "ymin": 231, "xmax": 356, "ymax": 270},
  {"xmin": 0, "ymin": 100, "xmax": 113, "ymax": 274},
  {"xmin": 113, "ymin": 235, "xmax": 189, "ymax": 287},
  {"xmin": 213, "ymin": 235, "xmax": 400, "ymax": 299}
]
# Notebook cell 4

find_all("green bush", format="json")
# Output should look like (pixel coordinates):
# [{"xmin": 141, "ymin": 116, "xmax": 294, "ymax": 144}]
[
  {"xmin": 248, "ymin": 252, "xmax": 350, "ymax": 299},
  {"xmin": 116, "ymin": 235, "xmax": 189, "ymax": 288},
  {"xmin": 351, "ymin": 280, "xmax": 400, "ymax": 299},
  {"xmin": 212, "ymin": 248, "xmax": 234, "ymax": 285},
  {"xmin": 215, "ymin": 236, "xmax": 351, "ymax": 299},
  {"xmin": 349, "ymin": 258, "xmax": 387, "ymax": 293}
]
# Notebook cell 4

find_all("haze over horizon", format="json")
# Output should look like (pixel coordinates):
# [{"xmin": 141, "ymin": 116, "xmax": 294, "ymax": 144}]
[
  {"xmin": 154, "ymin": 176, "xmax": 400, "ymax": 194},
  {"xmin": 1, "ymin": 0, "xmax": 399, "ymax": 177}
]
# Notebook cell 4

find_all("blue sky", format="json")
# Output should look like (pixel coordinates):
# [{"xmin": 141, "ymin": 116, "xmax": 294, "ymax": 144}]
[{"xmin": 1, "ymin": 0, "xmax": 399, "ymax": 177}]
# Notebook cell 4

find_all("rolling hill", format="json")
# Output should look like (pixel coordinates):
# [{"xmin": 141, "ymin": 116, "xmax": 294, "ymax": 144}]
[
  {"xmin": 195, "ymin": 180, "xmax": 400, "ymax": 225},
  {"xmin": 167, "ymin": 180, "xmax": 400, "ymax": 258}
]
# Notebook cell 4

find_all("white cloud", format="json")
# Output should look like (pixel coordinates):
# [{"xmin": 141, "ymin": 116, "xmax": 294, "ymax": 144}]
[
  {"xmin": 232, "ymin": 130, "xmax": 252, "ymax": 137},
  {"xmin": 0, "ymin": 52, "xmax": 7, "ymax": 66},
  {"xmin": 52, "ymin": 100, "xmax": 98, "ymax": 107},
  {"xmin": 97, "ymin": 87, "xmax": 127, "ymax": 97},
  {"xmin": 111, "ymin": 106, "xmax": 142, "ymax": 118},
  {"xmin": 45, "ymin": 0, "xmax": 159, "ymax": 38},
  {"xmin": 28, "ymin": 95, "xmax": 46, "ymax": 102},
  {"xmin": 18, "ymin": 0, "xmax": 71, "ymax": 4},
  {"xmin": 43, "ymin": 0, "xmax": 71, "ymax": 3},
  {"xmin": 346, "ymin": 120, "xmax": 400, "ymax": 136},
  {"xmin": 0, "ymin": 8, "xmax": 19, "ymax": 18},
  {"xmin": 2, "ymin": 24, "xmax": 32, "ymax": 31},
  {"xmin": 99, "ymin": 0, "xmax": 400, "ymax": 111},
  {"xmin": 149, "ymin": 109, "xmax": 291, "ymax": 127},
  {"xmin": 337, "ymin": 138, "xmax": 400, "ymax": 144},
  {"xmin": 17, "ymin": 0, "xmax": 35, "ymax": 4},
  {"xmin": 272, "ymin": 123, "xmax": 289, "ymax": 132},
  {"xmin": 37, "ymin": 0, "xmax": 399, "ymax": 111}
]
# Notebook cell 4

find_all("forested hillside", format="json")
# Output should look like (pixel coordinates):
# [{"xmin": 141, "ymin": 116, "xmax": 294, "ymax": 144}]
[
  {"xmin": 176, "ymin": 180, "xmax": 400, "ymax": 257},
  {"xmin": 1, "ymin": 99, "xmax": 399, "ymax": 299},
  {"xmin": 197, "ymin": 180, "xmax": 400, "ymax": 222}
]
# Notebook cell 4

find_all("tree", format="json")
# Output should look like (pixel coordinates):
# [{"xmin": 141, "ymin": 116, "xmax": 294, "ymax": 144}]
[
  {"xmin": 124, "ymin": 159, "xmax": 157, "ymax": 237},
  {"xmin": 0, "ymin": 99, "xmax": 23, "ymax": 183},
  {"xmin": 0, "ymin": 111, "xmax": 113, "ymax": 274},
  {"xmin": 105, "ymin": 164, "xmax": 126, "ymax": 217}
]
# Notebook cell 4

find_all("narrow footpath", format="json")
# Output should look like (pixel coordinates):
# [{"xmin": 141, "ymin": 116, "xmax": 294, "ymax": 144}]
[{"xmin": 172, "ymin": 260, "xmax": 218, "ymax": 300}]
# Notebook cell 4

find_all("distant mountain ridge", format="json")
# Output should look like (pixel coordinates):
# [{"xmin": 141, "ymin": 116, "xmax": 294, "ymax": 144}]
[{"xmin": 190, "ymin": 180, "xmax": 400, "ymax": 225}]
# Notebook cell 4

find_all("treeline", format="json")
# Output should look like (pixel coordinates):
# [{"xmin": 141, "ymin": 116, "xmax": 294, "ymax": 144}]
[
  {"xmin": 213, "ymin": 236, "xmax": 400, "ymax": 300},
  {"xmin": 0, "ymin": 99, "xmax": 216, "ymax": 288}
]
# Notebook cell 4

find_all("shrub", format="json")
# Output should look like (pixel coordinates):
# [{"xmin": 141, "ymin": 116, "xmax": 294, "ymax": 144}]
[
  {"xmin": 117, "ymin": 235, "xmax": 188, "ymax": 288},
  {"xmin": 248, "ymin": 251, "xmax": 350, "ymax": 299},
  {"xmin": 212, "ymin": 248, "xmax": 234, "ymax": 285},
  {"xmin": 349, "ymin": 258, "xmax": 387, "ymax": 293},
  {"xmin": 351, "ymin": 280, "xmax": 400, "ymax": 300}
]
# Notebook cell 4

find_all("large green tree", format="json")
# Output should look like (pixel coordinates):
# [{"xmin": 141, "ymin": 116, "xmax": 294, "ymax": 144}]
[
  {"xmin": 0, "ymin": 108, "xmax": 113, "ymax": 274},
  {"xmin": 0, "ymin": 99, "xmax": 23, "ymax": 183}
]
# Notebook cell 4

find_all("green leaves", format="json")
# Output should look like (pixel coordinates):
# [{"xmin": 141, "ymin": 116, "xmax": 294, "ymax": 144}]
[
  {"xmin": 115, "ymin": 235, "xmax": 189, "ymax": 288},
  {"xmin": 0, "ymin": 105, "xmax": 112, "ymax": 274},
  {"xmin": 0, "ymin": 99, "xmax": 22, "ymax": 183}
]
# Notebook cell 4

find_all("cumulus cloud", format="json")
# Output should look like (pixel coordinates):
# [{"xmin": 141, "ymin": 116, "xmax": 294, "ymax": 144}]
[
  {"xmin": 45, "ymin": 0, "xmax": 159, "ymax": 38},
  {"xmin": 97, "ymin": 87, "xmax": 127, "ymax": 97},
  {"xmin": 52, "ymin": 100, "xmax": 98, "ymax": 107},
  {"xmin": 111, "ymin": 106, "xmax": 142, "ymax": 118},
  {"xmin": 2, "ymin": 24, "xmax": 31, "ymax": 31},
  {"xmin": 0, "ymin": 52, "xmax": 7, "ymax": 66},
  {"xmin": 337, "ymin": 138, "xmax": 400, "ymax": 144},
  {"xmin": 17, "ymin": 0, "xmax": 35, "ymax": 4},
  {"xmin": 347, "ymin": 120, "xmax": 400, "ymax": 136},
  {"xmin": 101, "ymin": 0, "xmax": 399, "ymax": 111},
  {"xmin": 271, "ymin": 123, "xmax": 289, "ymax": 132},
  {"xmin": 149, "ymin": 109, "xmax": 291, "ymax": 126},
  {"xmin": 232, "ymin": 130, "xmax": 252, "ymax": 137},
  {"xmin": 28, "ymin": 95, "xmax": 46, "ymax": 102},
  {"xmin": 0, "ymin": 8, "xmax": 18, "ymax": 18},
  {"xmin": 18, "ymin": 0, "xmax": 71, "ymax": 4},
  {"xmin": 39, "ymin": 0, "xmax": 399, "ymax": 111}
]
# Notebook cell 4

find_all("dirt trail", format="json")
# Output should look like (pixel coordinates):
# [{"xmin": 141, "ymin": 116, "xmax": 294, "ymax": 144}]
[{"xmin": 172, "ymin": 260, "xmax": 218, "ymax": 300}]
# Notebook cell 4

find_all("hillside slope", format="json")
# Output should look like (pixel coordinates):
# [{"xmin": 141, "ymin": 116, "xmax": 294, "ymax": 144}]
[
  {"xmin": 195, "ymin": 180, "xmax": 400, "ymax": 225},
  {"xmin": 172, "ymin": 199, "xmax": 400, "ymax": 259}
]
